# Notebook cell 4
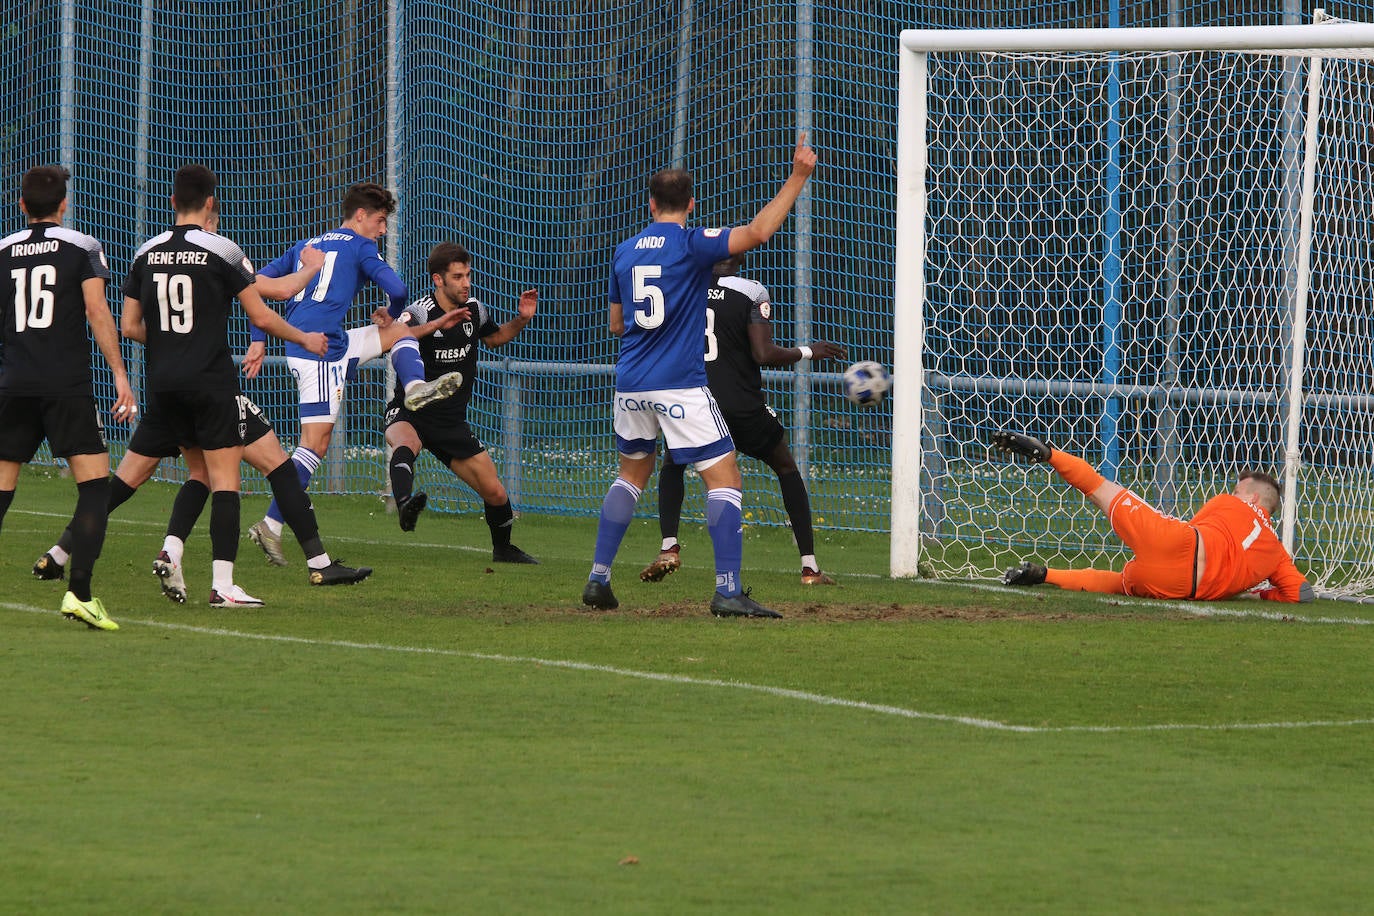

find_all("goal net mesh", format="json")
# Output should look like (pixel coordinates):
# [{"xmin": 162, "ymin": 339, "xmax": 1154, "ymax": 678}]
[{"xmin": 915, "ymin": 45, "xmax": 1374, "ymax": 598}]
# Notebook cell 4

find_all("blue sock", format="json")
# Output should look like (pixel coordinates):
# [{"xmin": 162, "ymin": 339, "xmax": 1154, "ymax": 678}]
[
  {"xmin": 589, "ymin": 478, "xmax": 641, "ymax": 584},
  {"xmin": 706, "ymin": 487, "xmax": 743, "ymax": 597},
  {"xmin": 266, "ymin": 446, "xmax": 321, "ymax": 524},
  {"xmin": 390, "ymin": 337, "xmax": 426, "ymax": 389}
]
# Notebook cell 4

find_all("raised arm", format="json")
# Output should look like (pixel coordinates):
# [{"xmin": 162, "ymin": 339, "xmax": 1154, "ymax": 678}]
[
  {"xmin": 727, "ymin": 133, "xmax": 817, "ymax": 255},
  {"xmin": 482, "ymin": 289, "xmax": 537, "ymax": 348}
]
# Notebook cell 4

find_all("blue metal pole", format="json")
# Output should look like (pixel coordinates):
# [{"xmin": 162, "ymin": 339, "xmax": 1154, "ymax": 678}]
[{"xmin": 1101, "ymin": 0, "xmax": 1124, "ymax": 479}]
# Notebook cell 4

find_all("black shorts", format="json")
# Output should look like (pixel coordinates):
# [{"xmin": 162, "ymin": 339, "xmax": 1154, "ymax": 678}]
[
  {"xmin": 384, "ymin": 399, "xmax": 485, "ymax": 467},
  {"xmin": 134, "ymin": 390, "xmax": 254, "ymax": 453},
  {"xmin": 722, "ymin": 404, "xmax": 786, "ymax": 462},
  {"xmin": 0, "ymin": 394, "xmax": 107, "ymax": 461},
  {"xmin": 128, "ymin": 394, "xmax": 273, "ymax": 457}
]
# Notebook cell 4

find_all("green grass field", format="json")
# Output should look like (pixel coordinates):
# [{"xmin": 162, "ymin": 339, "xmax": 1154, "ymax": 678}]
[{"xmin": 3, "ymin": 468, "xmax": 1373, "ymax": 913}]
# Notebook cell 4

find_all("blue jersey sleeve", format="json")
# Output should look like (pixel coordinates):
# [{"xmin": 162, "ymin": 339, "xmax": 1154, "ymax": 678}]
[
  {"xmin": 358, "ymin": 241, "xmax": 409, "ymax": 317},
  {"xmin": 689, "ymin": 227, "xmax": 731, "ymax": 268}
]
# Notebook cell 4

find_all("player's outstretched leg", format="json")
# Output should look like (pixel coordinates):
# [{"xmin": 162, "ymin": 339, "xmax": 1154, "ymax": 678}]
[
  {"xmin": 259, "ymin": 456, "xmax": 371, "ymax": 586},
  {"xmin": 991, "ymin": 430, "xmax": 1052, "ymax": 463},
  {"xmin": 993, "ymin": 429, "xmax": 1113, "ymax": 508},
  {"xmin": 1002, "ymin": 562, "xmax": 1047, "ymax": 586},
  {"xmin": 404, "ymin": 371, "xmax": 464, "ymax": 412},
  {"xmin": 60, "ymin": 592, "xmax": 118, "ymax": 631}
]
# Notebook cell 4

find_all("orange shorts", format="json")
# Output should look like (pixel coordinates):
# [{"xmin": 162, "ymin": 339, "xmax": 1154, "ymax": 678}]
[{"xmin": 1107, "ymin": 490, "xmax": 1199, "ymax": 600}]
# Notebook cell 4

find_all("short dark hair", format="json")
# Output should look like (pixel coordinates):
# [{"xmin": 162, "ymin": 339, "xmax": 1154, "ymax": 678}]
[
  {"xmin": 1238, "ymin": 469, "xmax": 1282, "ymax": 514},
  {"xmin": 21, "ymin": 165, "xmax": 70, "ymax": 220},
  {"xmin": 712, "ymin": 255, "xmax": 743, "ymax": 277},
  {"xmin": 428, "ymin": 241, "xmax": 472, "ymax": 278},
  {"xmin": 173, "ymin": 164, "xmax": 217, "ymax": 213},
  {"xmin": 341, "ymin": 182, "xmax": 397, "ymax": 219},
  {"xmin": 648, "ymin": 169, "xmax": 692, "ymax": 212}
]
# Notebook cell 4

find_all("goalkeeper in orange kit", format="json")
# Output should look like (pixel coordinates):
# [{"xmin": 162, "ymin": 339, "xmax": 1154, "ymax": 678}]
[{"xmin": 993, "ymin": 430, "xmax": 1314, "ymax": 603}]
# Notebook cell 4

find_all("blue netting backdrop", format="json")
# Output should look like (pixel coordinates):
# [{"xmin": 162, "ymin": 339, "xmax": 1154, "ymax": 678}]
[{"xmin": 4, "ymin": 0, "xmax": 1373, "ymax": 539}]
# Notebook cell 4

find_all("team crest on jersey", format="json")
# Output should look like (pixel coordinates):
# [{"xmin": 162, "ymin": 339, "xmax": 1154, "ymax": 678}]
[
  {"xmin": 759, "ymin": 302, "xmax": 771, "ymax": 320},
  {"xmin": 463, "ymin": 321, "xmax": 474, "ymax": 337},
  {"xmin": 704, "ymin": 228, "xmax": 723, "ymax": 238}
]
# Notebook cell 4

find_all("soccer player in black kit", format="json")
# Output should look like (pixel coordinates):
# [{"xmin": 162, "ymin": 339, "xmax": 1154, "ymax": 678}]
[
  {"xmin": 0, "ymin": 165, "xmax": 136, "ymax": 630},
  {"xmin": 386, "ymin": 241, "xmax": 540, "ymax": 564},
  {"xmin": 641, "ymin": 255, "xmax": 846, "ymax": 586},
  {"xmin": 121, "ymin": 164, "xmax": 330, "ymax": 607},
  {"xmin": 32, "ymin": 200, "xmax": 372, "ymax": 601}
]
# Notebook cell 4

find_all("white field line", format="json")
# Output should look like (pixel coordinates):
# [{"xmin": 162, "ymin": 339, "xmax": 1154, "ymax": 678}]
[
  {"xmin": 4, "ymin": 601, "xmax": 1371, "ymax": 734},
  {"xmin": 12, "ymin": 508, "xmax": 1374, "ymax": 624}
]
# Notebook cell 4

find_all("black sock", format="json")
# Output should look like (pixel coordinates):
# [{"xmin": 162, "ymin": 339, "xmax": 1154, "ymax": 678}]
[
  {"xmin": 0, "ymin": 488, "xmax": 14, "ymax": 534},
  {"xmin": 166, "ymin": 479, "xmax": 210, "ymax": 542},
  {"xmin": 658, "ymin": 462, "xmax": 686, "ymax": 541},
  {"xmin": 778, "ymin": 469, "xmax": 816, "ymax": 558},
  {"xmin": 390, "ymin": 446, "xmax": 416, "ymax": 502},
  {"xmin": 484, "ymin": 500, "xmax": 514, "ymax": 549},
  {"xmin": 209, "ymin": 490, "xmax": 240, "ymax": 563},
  {"xmin": 267, "ymin": 459, "xmax": 323, "ymax": 559},
  {"xmin": 59, "ymin": 475, "xmax": 141, "ymax": 556},
  {"xmin": 68, "ymin": 477, "xmax": 111, "ymax": 602}
]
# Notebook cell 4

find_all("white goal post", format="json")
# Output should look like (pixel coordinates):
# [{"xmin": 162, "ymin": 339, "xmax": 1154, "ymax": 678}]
[{"xmin": 892, "ymin": 15, "xmax": 1374, "ymax": 599}]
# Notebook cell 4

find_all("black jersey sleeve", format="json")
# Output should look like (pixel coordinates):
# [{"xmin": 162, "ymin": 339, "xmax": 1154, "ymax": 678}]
[
  {"xmin": 50, "ymin": 227, "xmax": 111, "ymax": 283},
  {"xmin": 121, "ymin": 255, "xmax": 144, "ymax": 300},
  {"xmin": 191, "ymin": 229, "xmax": 255, "ymax": 297},
  {"xmin": 473, "ymin": 299, "xmax": 501, "ymax": 339}
]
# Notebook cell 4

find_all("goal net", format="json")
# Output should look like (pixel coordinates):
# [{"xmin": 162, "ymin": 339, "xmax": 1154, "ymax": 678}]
[{"xmin": 893, "ymin": 18, "xmax": 1374, "ymax": 600}]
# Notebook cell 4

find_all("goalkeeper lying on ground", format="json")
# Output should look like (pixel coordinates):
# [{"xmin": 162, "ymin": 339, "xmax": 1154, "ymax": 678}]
[{"xmin": 993, "ymin": 430, "xmax": 1314, "ymax": 603}]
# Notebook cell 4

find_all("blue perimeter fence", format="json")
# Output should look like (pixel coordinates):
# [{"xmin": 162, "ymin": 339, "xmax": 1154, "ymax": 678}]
[{"xmin": 5, "ymin": 0, "xmax": 1373, "ymax": 534}]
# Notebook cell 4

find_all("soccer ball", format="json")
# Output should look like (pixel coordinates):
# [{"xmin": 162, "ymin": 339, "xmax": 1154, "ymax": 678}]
[{"xmin": 842, "ymin": 360, "xmax": 890, "ymax": 406}]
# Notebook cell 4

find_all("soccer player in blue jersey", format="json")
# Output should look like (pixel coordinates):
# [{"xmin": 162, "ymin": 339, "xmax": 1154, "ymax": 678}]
[
  {"xmin": 243, "ymin": 182, "xmax": 460, "ymax": 564},
  {"xmin": 582, "ymin": 133, "xmax": 817, "ymax": 617}
]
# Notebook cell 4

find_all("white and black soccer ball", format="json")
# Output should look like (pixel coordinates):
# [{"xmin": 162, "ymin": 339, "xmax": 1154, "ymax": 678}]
[{"xmin": 842, "ymin": 360, "xmax": 890, "ymax": 406}]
